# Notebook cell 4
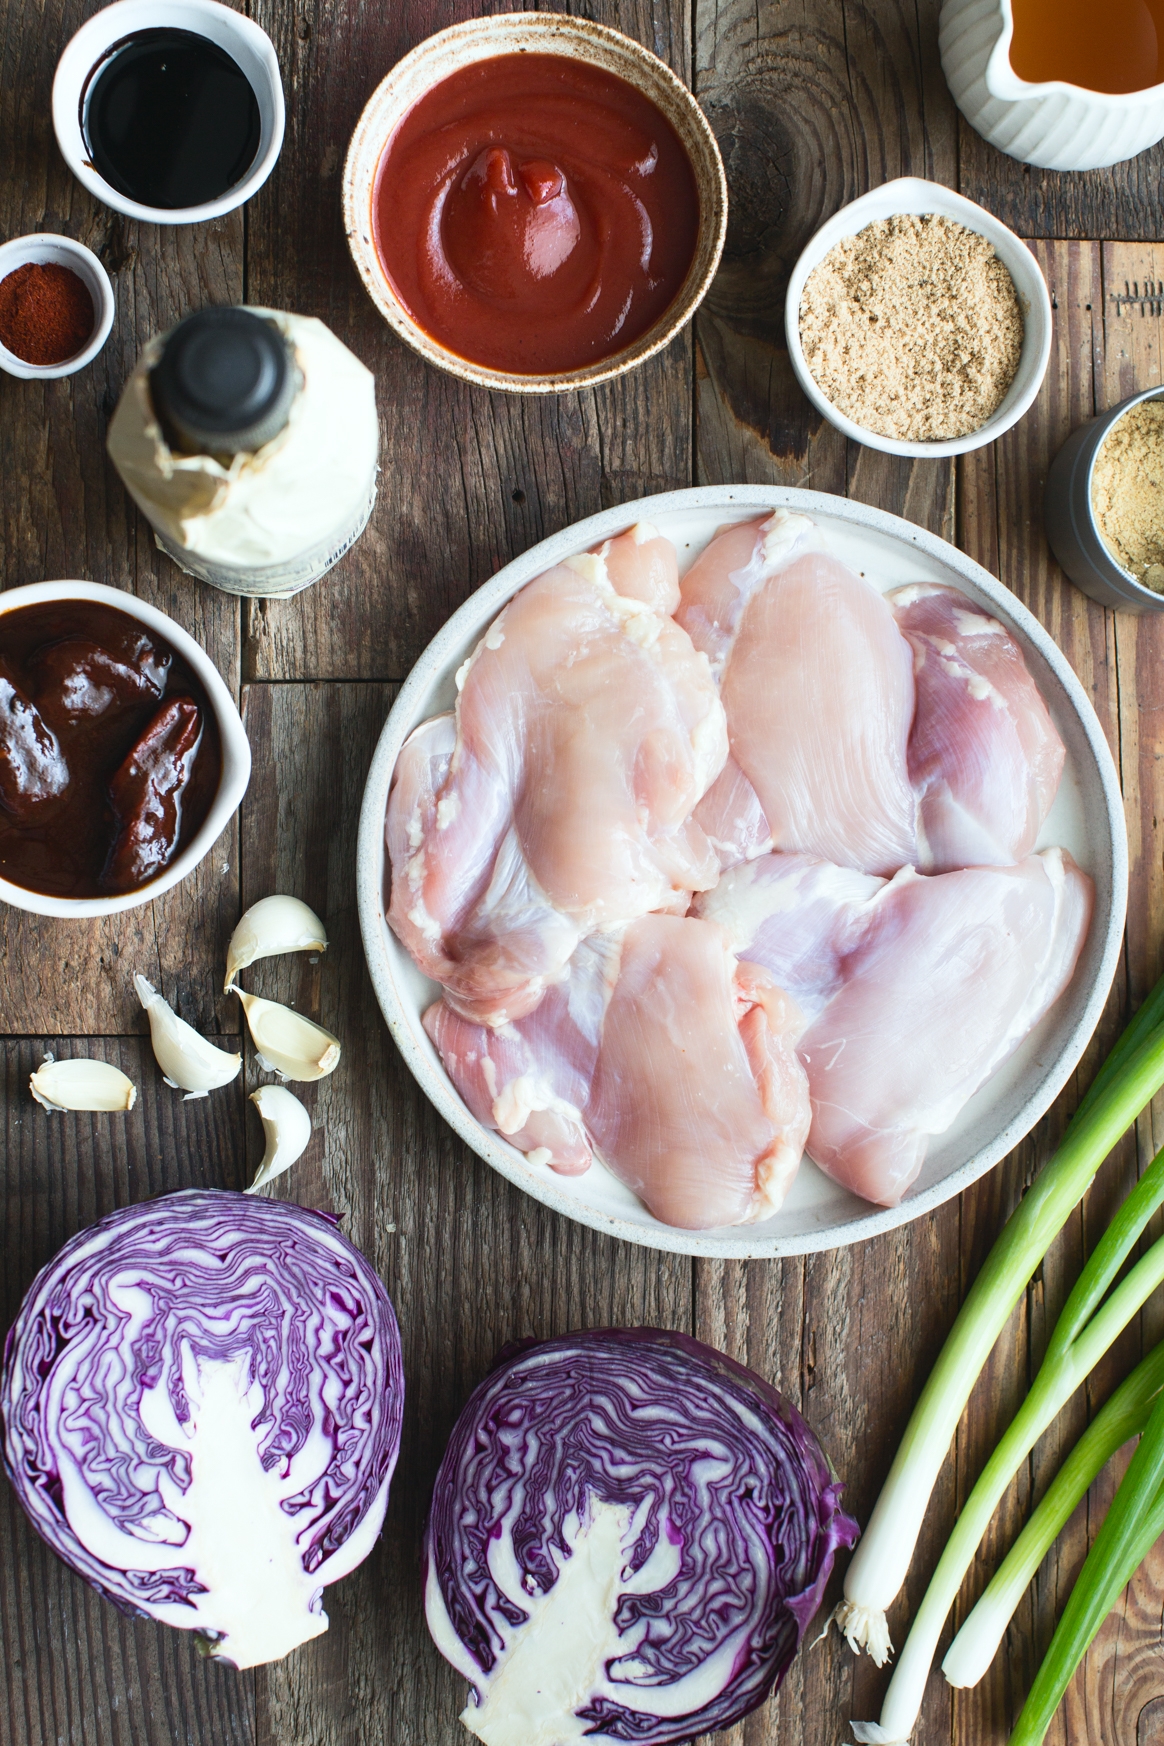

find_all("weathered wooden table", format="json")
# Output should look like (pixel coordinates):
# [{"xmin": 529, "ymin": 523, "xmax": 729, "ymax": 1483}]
[{"xmin": 3, "ymin": 2, "xmax": 1163, "ymax": 1742}]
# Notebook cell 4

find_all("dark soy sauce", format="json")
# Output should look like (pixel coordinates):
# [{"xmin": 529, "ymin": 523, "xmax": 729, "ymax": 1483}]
[{"xmin": 84, "ymin": 28, "xmax": 261, "ymax": 209}]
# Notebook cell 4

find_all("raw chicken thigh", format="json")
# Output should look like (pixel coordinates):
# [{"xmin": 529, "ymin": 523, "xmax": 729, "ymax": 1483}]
[
  {"xmin": 695, "ymin": 852, "xmax": 885, "ymax": 1021},
  {"xmin": 387, "ymin": 525, "xmax": 727, "ymax": 1026},
  {"xmin": 425, "ymin": 915, "xmax": 812, "ymax": 1229},
  {"xmin": 422, "ymin": 931, "xmax": 619, "ymax": 1176},
  {"xmin": 587, "ymin": 915, "xmax": 811, "ymax": 1228},
  {"xmin": 676, "ymin": 510, "xmax": 918, "ymax": 875},
  {"xmin": 702, "ymin": 848, "xmax": 1093, "ymax": 1206},
  {"xmin": 892, "ymin": 584, "xmax": 1065, "ymax": 871}
]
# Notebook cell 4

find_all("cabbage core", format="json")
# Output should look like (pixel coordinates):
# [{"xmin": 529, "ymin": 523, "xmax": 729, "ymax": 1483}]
[{"xmin": 2, "ymin": 1190, "xmax": 404, "ymax": 1668}]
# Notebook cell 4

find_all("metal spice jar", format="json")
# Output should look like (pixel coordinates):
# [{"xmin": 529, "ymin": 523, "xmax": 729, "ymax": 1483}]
[{"xmin": 0, "ymin": 262, "xmax": 95, "ymax": 366}]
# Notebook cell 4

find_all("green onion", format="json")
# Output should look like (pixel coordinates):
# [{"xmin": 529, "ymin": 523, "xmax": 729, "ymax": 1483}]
[
  {"xmin": 837, "ymin": 997, "xmax": 1164, "ymax": 1674},
  {"xmin": 943, "ymin": 1338, "xmax": 1164, "ymax": 1688},
  {"xmin": 1007, "ymin": 1386, "xmax": 1164, "ymax": 1746},
  {"xmin": 851, "ymin": 1137, "xmax": 1164, "ymax": 1744}
]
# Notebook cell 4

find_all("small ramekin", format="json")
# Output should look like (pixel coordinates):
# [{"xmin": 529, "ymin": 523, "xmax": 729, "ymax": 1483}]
[
  {"xmin": 784, "ymin": 177, "xmax": 1052, "ymax": 458},
  {"xmin": 343, "ymin": 12, "xmax": 727, "ymax": 396},
  {"xmin": 1045, "ymin": 388, "xmax": 1164, "ymax": 613},
  {"xmin": 0, "ymin": 581, "xmax": 251, "ymax": 918},
  {"xmin": 52, "ymin": 0, "xmax": 285, "ymax": 227},
  {"xmin": 0, "ymin": 235, "xmax": 115, "ymax": 380}
]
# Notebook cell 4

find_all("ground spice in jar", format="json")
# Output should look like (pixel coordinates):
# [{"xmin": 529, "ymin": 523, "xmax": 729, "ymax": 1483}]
[
  {"xmin": 799, "ymin": 214, "xmax": 1024, "ymax": 442},
  {"xmin": 0, "ymin": 261, "xmax": 95, "ymax": 366},
  {"xmin": 1092, "ymin": 400, "xmax": 1164, "ymax": 591}
]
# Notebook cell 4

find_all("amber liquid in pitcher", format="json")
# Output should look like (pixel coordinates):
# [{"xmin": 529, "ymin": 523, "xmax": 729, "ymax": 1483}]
[{"xmin": 1010, "ymin": 0, "xmax": 1163, "ymax": 92}]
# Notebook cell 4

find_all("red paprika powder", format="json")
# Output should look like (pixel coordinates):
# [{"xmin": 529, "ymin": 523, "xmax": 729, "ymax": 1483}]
[{"xmin": 0, "ymin": 262, "xmax": 95, "ymax": 366}]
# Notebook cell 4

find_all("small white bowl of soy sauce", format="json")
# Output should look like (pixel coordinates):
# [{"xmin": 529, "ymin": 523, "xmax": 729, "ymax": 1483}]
[{"xmin": 52, "ymin": 0, "xmax": 285, "ymax": 225}]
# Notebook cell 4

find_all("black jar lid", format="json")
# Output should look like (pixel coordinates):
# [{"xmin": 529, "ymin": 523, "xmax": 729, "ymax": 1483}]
[{"xmin": 150, "ymin": 307, "xmax": 298, "ymax": 456}]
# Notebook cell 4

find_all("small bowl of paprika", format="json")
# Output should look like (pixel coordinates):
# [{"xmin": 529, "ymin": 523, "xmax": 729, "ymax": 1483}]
[{"xmin": 0, "ymin": 234, "xmax": 115, "ymax": 381}]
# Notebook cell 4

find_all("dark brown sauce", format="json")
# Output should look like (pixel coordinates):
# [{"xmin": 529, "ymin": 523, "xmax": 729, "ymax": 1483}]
[{"xmin": 0, "ymin": 599, "xmax": 222, "ymax": 898}]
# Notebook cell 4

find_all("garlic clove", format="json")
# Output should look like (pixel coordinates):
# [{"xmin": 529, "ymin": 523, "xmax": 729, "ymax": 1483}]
[
  {"xmin": 30, "ymin": 1055, "xmax": 137, "ymax": 1113},
  {"xmin": 224, "ymin": 895, "xmax": 328, "ymax": 992},
  {"xmin": 229, "ymin": 986, "xmax": 341, "ymax": 1082},
  {"xmin": 135, "ymin": 974, "xmax": 242, "ymax": 1097},
  {"xmin": 246, "ymin": 1084, "xmax": 314, "ymax": 1192}
]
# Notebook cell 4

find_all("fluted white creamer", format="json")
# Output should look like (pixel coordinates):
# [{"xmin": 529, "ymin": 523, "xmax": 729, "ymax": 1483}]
[{"xmin": 939, "ymin": 0, "xmax": 1164, "ymax": 171}]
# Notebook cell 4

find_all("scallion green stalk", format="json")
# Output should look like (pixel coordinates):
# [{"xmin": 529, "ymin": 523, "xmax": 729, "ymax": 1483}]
[
  {"xmin": 837, "ymin": 1007, "xmax": 1164, "ymax": 1672},
  {"xmin": 943, "ymin": 1339, "xmax": 1164, "ymax": 1688},
  {"xmin": 851, "ymin": 1139, "xmax": 1164, "ymax": 1744},
  {"xmin": 1007, "ymin": 1387, "xmax": 1164, "ymax": 1746}
]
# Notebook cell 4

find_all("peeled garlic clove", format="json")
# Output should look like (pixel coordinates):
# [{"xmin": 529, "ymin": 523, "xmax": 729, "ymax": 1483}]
[
  {"xmin": 224, "ymin": 895, "xmax": 328, "ymax": 992},
  {"xmin": 246, "ymin": 1084, "xmax": 313, "ymax": 1192},
  {"xmin": 229, "ymin": 986, "xmax": 341, "ymax": 1082},
  {"xmin": 135, "ymin": 974, "xmax": 242, "ymax": 1098},
  {"xmin": 30, "ymin": 1055, "xmax": 137, "ymax": 1113}
]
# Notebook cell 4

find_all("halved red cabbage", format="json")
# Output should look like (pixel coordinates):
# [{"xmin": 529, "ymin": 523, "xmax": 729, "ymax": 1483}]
[
  {"xmin": 1, "ymin": 1189, "xmax": 403, "ymax": 1668},
  {"xmin": 424, "ymin": 1327, "xmax": 858, "ymax": 1744}
]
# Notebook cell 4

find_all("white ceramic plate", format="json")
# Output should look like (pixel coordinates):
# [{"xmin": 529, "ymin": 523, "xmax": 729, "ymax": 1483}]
[{"xmin": 357, "ymin": 486, "xmax": 1127, "ymax": 1258}]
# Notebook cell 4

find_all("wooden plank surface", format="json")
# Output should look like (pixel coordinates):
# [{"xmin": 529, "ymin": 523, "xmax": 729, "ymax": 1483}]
[{"xmin": 4, "ymin": 1, "xmax": 1164, "ymax": 1745}]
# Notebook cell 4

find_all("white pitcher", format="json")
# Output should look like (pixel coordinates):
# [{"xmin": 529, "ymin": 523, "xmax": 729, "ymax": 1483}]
[{"xmin": 939, "ymin": 0, "xmax": 1164, "ymax": 170}]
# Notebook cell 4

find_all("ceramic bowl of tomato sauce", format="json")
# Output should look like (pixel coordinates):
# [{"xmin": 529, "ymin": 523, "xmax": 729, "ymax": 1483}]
[{"xmin": 343, "ymin": 13, "xmax": 727, "ymax": 394}]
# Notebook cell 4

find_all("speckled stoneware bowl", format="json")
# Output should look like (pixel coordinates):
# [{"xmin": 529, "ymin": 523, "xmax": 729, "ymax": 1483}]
[
  {"xmin": 357, "ymin": 485, "xmax": 1127, "ymax": 1260},
  {"xmin": 343, "ymin": 13, "xmax": 727, "ymax": 395}
]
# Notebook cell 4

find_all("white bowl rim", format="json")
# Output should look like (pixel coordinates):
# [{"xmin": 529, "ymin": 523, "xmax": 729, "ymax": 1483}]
[
  {"xmin": 784, "ymin": 176, "xmax": 1054, "ymax": 459},
  {"xmin": 0, "ymin": 579, "xmax": 251, "ymax": 917},
  {"xmin": 0, "ymin": 234, "xmax": 116, "ymax": 380},
  {"xmin": 341, "ymin": 10, "xmax": 728, "ymax": 396},
  {"xmin": 51, "ymin": 0, "xmax": 285, "ymax": 226},
  {"xmin": 356, "ymin": 482, "xmax": 1127, "ymax": 1259}
]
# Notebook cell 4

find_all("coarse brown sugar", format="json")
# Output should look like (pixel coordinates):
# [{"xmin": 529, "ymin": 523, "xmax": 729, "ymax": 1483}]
[
  {"xmin": 1092, "ymin": 400, "xmax": 1164, "ymax": 591},
  {"xmin": 798, "ymin": 214, "xmax": 1024, "ymax": 443}
]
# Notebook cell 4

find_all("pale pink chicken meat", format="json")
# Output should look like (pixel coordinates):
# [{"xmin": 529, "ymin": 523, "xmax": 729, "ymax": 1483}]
[
  {"xmin": 387, "ymin": 524, "xmax": 727, "ymax": 1026},
  {"xmin": 586, "ymin": 915, "xmax": 811, "ymax": 1228},
  {"xmin": 424, "ymin": 915, "xmax": 812, "ymax": 1228},
  {"xmin": 701, "ymin": 848, "xmax": 1093, "ymax": 1206},
  {"xmin": 422, "ymin": 932, "xmax": 621, "ymax": 1175},
  {"xmin": 694, "ymin": 852, "xmax": 885, "ymax": 1020},
  {"xmin": 693, "ymin": 755, "xmax": 774, "ymax": 871},
  {"xmin": 676, "ymin": 510, "xmax": 918, "ymax": 875},
  {"xmin": 891, "ymin": 584, "xmax": 1066, "ymax": 871}
]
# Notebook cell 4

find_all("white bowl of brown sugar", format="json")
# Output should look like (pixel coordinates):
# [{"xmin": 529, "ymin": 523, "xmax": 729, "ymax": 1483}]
[{"xmin": 785, "ymin": 178, "xmax": 1051, "ymax": 459}]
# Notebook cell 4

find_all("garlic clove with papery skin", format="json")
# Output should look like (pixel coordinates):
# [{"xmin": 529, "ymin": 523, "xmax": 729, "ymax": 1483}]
[
  {"xmin": 246, "ymin": 1084, "xmax": 314, "ymax": 1192},
  {"xmin": 229, "ymin": 986, "xmax": 341, "ymax": 1082},
  {"xmin": 30, "ymin": 1055, "xmax": 137, "ymax": 1113},
  {"xmin": 224, "ymin": 896, "xmax": 328, "ymax": 992},
  {"xmin": 135, "ymin": 974, "xmax": 242, "ymax": 1098}
]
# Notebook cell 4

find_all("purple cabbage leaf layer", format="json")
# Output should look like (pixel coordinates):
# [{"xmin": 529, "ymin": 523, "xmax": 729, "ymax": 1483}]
[
  {"xmin": 424, "ymin": 1326, "xmax": 858, "ymax": 1745},
  {"xmin": 1, "ymin": 1188, "xmax": 404, "ymax": 1668}
]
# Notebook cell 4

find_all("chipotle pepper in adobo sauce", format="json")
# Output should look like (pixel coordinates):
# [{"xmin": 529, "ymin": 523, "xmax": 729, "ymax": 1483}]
[
  {"xmin": 372, "ymin": 54, "xmax": 700, "ymax": 375},
  {"xmin": 0, "ymin": 600, "xmax": 221, "ymax": 898}
]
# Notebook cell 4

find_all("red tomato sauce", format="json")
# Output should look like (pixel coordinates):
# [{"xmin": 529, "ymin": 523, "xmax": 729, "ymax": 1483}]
[{"xmin": 372, "ymin": 53, "xmax": 701, "ymax": 376}]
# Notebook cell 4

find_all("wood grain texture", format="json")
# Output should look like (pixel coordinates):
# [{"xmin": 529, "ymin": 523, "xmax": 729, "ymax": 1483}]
[
  {"xmin": 0, "ymin": 1036, "xmax": 251, "ymax": 1746},
  {"xmin": 0, "ymin": 0, "xmax": 243, "ymax": 1036},
  {"xmin": 693, "ymin": 0, "xmax": 955, "ymax": 507},
  {"xmin": 959, "ymin": 124, "xmax": 1164, "ymax": 245},
  {"xmin": 241, "ymin": 0, "xmax": 693, "ymax": 685}
]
